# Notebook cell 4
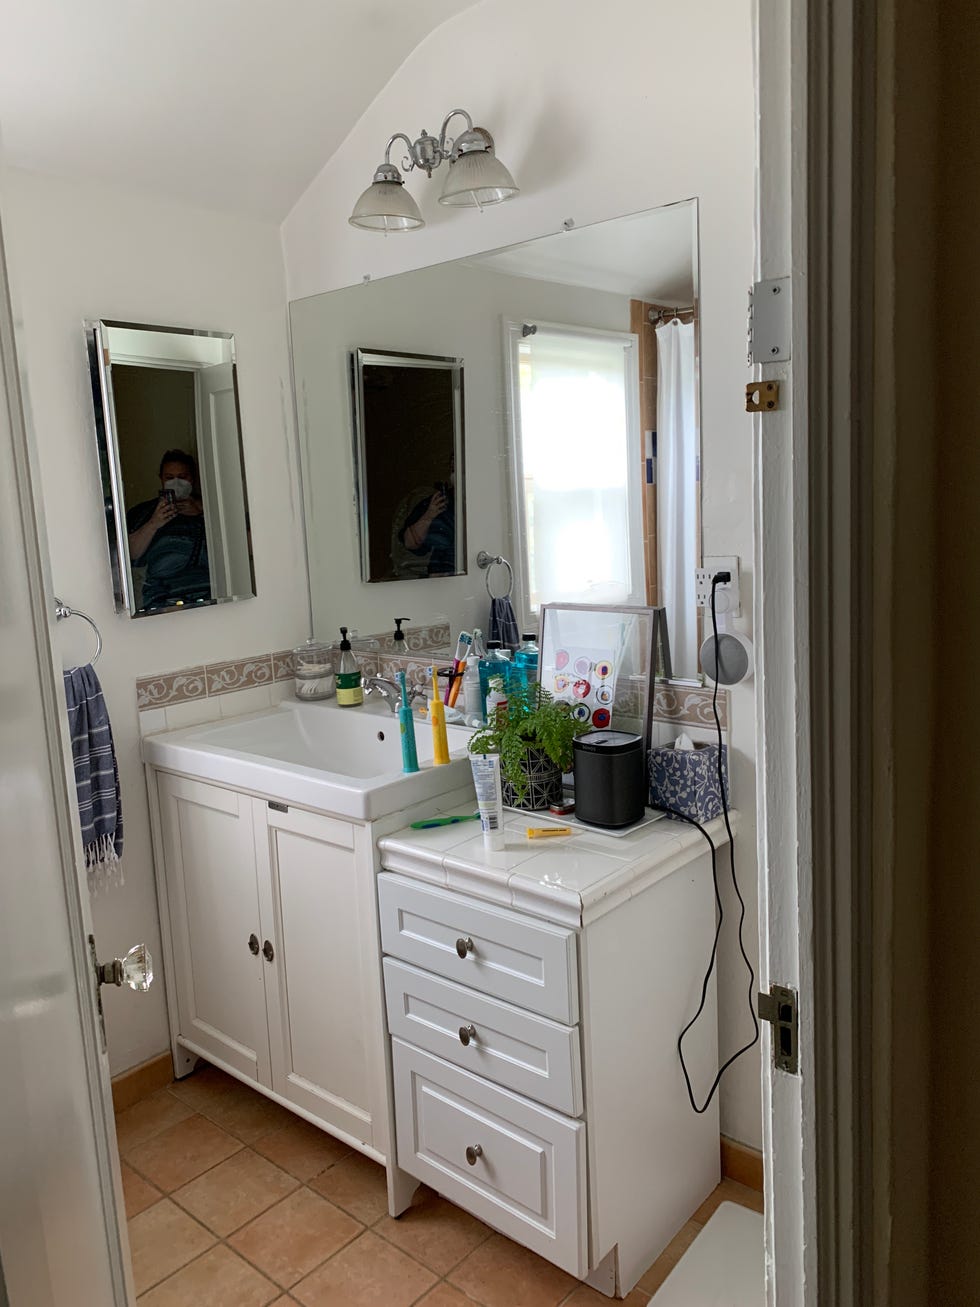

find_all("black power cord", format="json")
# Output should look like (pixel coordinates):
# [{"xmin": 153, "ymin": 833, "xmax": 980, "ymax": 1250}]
[{"xmin": 664, "ymin": 572, "xmax": 759, "ymax": 1115}]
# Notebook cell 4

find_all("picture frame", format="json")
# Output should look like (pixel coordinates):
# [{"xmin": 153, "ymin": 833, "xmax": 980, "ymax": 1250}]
[{"xmin": 538, "ymin": 603, "xmax": 667, "ymax": 751}]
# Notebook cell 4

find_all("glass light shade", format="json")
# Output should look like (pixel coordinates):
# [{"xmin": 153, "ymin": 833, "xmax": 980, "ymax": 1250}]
[
  {"xmin": 439, "ymin": 150, "xmax": 519, "ymax": 208},
  {"xmin": 349, "ymin": 180, "xmax": 424, "ymax": 232}
]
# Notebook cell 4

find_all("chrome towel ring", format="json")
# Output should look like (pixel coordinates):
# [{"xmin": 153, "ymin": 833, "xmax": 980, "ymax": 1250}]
[
  {"xmin": 476, "ymin": 551, "xmax": 514, "ymax": 600},
  {"xmin": 55, "ymin": 598, "xmax": 103, "ymax": 664}
]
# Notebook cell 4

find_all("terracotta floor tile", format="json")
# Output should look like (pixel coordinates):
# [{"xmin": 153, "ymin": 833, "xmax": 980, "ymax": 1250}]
[
  {"xmin": 417, "ymin": 1284, "xmax": 482, "ymax": 1306},
  {"xmin": 252, "ymin": 1116, "xmax": 350, "ymax": 1181},
  {"xmin": 137, "ymin": 1244, "xmax": 279, "ymax": 1305},
  {"xmin": 121, "ymin": 1162, "xmax": 161, "ymax": 1218},
  {"xmin": 291, "ymin": 1230, "xmax": 437, "ymax": 1307},
  {"xmin": 229, "ymin": 1186, "xmax": 362, "ymax": 1288},
  {"xmin": 116, "ymin": 1089, "xmax": 194, "ymax": 1156},
  {"xmin": 375, "ymin": 1190, "xmax": 493, "ymax": 1275},
  {"xmin": 560, "ymin": 1286, "xmax": 649, "ymax": 1306},
  {"xmin": 690, "ymin": 1177, "xmax": 763, "ymax": 1225},
  {"xmin": 448, "ymin": 1234, "xmax": 577, "ymax": 1307},
  {"xmin": 169, "ymin": 1064, "xmax": 294, "ymax": 1143},
  {"xmin": 126, "ymin": 1114, "xmax": 242, "ymax": 1192},
  {"xmin": 309, "ymin": 1152, "xmax": 390, "ymax": 1225},
  {"xmin": 171, "ymin": 1147, "xmax": 299, "ymax": 1236},
  {"xmin": 127, "ymin": 1198, "xmax": 215, "ymax": 1295},
  {"xmin": 636, "ymin": 1219, "xmax": 703, "ymax": 1296}
]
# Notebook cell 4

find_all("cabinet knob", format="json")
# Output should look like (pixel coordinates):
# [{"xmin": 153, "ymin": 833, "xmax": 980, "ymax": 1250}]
[
  {"xmin": 455, "ymin": 936, "xmax": 475, "ymax": 959},
  {"xmin": 262, "ymin": 939, "xmax": 275, "ymax": 963},
  {"xmin": 465, "ymin": 1144, "xmax": 483, "ymax": 1166},
  {"xmin": 458, "ymin": 1024, "xmax": 477, "ymax": 1047},
  {"xmin": 248, "ymin": 933, "xmax": 260, "ymax": 956}
]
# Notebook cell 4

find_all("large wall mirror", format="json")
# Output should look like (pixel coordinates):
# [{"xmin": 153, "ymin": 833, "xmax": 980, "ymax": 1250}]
[
  {"xmin": 290, "ymin": 199, "xmax": 701, "ymax": 678},
  {"xmin": 86, "ymin": 319, "xmax": 256, "ymax": 617}
]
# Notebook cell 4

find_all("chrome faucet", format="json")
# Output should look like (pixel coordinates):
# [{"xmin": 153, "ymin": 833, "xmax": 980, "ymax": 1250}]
[{"xmin": 362, "ymin": 676, "xmax": 403, "ymax": 714}]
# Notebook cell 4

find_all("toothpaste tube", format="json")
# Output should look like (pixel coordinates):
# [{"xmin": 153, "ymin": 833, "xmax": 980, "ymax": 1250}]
[{"xmin": 468, "ymin": 752, "xmax": 505, "ymax": 852}]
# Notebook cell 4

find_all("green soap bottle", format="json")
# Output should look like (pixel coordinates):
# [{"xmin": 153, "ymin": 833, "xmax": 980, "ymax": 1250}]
[{"xmin": 336, "ymin": 627, "xmax": 363, "ymax": 707}]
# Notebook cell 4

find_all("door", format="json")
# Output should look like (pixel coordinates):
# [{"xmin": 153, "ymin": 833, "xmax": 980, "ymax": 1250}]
[
  {"xmin": 256, "ymin": 803, "xmax": 375, "ymax": 1146},
  {"xmin": 157, "ymin": 772, "xmax": 271, "ymax": 1085},
  {"xmin": 196, "ymin": 361, "xmax": 251, "ymax": 597},
  {"xmin": 0, "ymin": 207, "xmax": 131, "ymax": 1301}
]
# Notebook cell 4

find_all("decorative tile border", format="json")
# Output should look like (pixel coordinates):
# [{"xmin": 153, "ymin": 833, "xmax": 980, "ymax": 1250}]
[
  {"xmin": 138, "ymin": 652, "xmax": 279, "ymax": 710},
  {"xmin": 135, "ymin": 665, "xmax": 207, "ymax": 710},
  {"xmin": 136, "ymin": 639, "xmax": 728, "ymax": 730},
  {"xmin": 206, "ymin": 654, "xmax": 274, "ymax": 697},
  {"xmin": 653, "ymin": 682, "xmax": 728, "ymax": 730}
]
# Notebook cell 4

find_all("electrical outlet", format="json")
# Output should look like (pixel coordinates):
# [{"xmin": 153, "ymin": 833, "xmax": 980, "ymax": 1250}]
[{"xmin": 695, "ymin": 556, "xmax": 741, "ymax": 616}]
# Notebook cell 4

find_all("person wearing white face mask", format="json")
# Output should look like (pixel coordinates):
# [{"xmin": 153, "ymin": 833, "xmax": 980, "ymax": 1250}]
[{"xmin": 126, "ymin": 449, "xmax": 211, "ymax": 611}]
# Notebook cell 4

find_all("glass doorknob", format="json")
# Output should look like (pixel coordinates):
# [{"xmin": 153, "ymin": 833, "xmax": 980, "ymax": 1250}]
[{"xmin": 96, "ymin": 943, "xmax": 153, "ymax": 992}]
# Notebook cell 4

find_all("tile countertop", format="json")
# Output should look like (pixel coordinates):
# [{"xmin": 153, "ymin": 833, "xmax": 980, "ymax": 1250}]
[{"xmin": 378, "ymin": 807, "xmax": 738, "ymax": 930}]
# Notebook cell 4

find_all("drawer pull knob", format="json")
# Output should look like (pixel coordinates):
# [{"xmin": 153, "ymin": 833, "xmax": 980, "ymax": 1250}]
[
  {"xmin": 262, "ymin": 939, "xmax": 275, "ymax": 963},
  {"xmin": 458, "ymin": 1024, "xmax": 477, "ymax": 1046},
  {"xmin": 465, "ymin": 1144, "xmax": 483, "ymax": 1166},
  {"xmin": 248, "ymin": 933, "xmax": 260, "ymax": 956},
  {"xmin": 455, "ymin": 936, "xmax": 475, "ymax": 959}
]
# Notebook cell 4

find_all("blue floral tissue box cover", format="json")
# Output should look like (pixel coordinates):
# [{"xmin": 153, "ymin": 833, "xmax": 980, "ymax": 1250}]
[{"xmin": 648, "ymin": 742, "xmax": 729, "ymax": 821}]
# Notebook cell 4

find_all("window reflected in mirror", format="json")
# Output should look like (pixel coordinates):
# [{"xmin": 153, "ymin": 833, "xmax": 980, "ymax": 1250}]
[{"xmin": 86, "ymin": 321, "xmax": 256, "ymax": 617}]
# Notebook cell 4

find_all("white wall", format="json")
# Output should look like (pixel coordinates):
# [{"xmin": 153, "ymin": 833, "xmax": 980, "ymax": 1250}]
[
  {"xmin": 2, "ymin": 167, "xmax": 310, "ymax": 1074},
  {"xmin": 283, "ymin": 0, "xmax": 761, "ymax": 1146},
  {"xmin": 291, "ymin": 260, "xmax": 630, "ymax": 640}
]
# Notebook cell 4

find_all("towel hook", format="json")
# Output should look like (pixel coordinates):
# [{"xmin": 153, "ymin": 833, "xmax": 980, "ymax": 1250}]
[
  {"xmin": 55, "ymin": 598, "xmax": 103, "ymax": 664},
  {"xmin": 476, "ymin": 551, "xmax": 514, "ymax": 600}
]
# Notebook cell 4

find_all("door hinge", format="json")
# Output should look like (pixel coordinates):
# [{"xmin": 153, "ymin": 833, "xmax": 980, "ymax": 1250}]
[
  {"xmin": 758, "ymin": 983, "xmax": 799, "ymax": 1074},
  {"xmin": 747, "ymin": 276, "xmax": 791, "ymax": 365},
  {"xmin": 745, "ymin": 380, "xmax": 780, "ymax": 412}
]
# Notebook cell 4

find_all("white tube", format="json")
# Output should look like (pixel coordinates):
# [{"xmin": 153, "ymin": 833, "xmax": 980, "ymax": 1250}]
[{"xmin": 469, "ymin": 753, "xmax": 505, "ymax": 852}]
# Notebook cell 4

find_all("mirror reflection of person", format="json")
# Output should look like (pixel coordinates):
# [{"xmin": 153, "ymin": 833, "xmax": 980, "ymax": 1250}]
[
  {"xmin": 395, "ymin": 470, "xmax": 456, "ymax": 577},
  {"xmin": 126, "ymin": 449, "xmax": 211, "ymax": 610}
]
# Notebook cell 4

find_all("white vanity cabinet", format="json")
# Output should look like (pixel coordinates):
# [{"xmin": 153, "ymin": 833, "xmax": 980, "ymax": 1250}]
[
  {"xmin": 153, "ymin": 770, "xmax": 384, "ymax": 1150},
  {"xmin": 377, "ymin": 817, "xmax": 729, "ymax": 1298}
]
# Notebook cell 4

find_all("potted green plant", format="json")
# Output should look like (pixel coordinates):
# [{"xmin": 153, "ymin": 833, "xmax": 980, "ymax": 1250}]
[{"xmin": 467, "ymin": 682, "xmax": 592, "ymax": 809}]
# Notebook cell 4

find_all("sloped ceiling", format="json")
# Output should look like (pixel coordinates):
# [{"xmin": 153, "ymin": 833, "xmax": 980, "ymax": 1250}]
[{"xmin": 0, "ymin": 0, "xmax": 479, "ymax": 219}]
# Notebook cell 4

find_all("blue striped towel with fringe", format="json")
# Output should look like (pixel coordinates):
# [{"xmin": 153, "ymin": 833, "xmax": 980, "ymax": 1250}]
[{"xmin": 64, "ymin": 663, "xmax": 123, "ymax": 890}]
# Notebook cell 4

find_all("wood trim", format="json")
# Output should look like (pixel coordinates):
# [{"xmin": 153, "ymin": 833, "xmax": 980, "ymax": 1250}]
[
  {"xmin": 110, "ymin": 1052, "xmax": 173, "ymax": 1114},
  {"xmin": 721, "ymin": 1135, "xmax": 764, "ymax": 1193}
]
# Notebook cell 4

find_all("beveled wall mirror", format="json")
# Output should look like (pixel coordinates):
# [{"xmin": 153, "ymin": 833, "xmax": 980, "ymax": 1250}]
[
  {"xmin": 351, "ymin": 348, "xmax": 465, "ymax": 582},
  {"xmin": 86, "ymin": 320, "xmax": 255, "ymax": 617}
]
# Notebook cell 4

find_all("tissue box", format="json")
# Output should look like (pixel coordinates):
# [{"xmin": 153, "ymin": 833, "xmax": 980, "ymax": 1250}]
[{"xmin": 648, "ymin": 742, "xmax": 729, "ymax": 822}]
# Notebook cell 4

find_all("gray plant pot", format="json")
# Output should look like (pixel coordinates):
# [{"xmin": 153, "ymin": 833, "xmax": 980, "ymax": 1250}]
[{"xmin": 501, "ymin": 748, "xmax": 564, "ymax": 811}]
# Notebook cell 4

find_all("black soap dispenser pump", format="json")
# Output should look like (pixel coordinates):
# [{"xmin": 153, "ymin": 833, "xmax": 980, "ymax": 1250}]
[
  {"xmin": 336, "ymin": 627, "xmax": 363, "ymax": 708},
  {"xmin": 393, "ymin": 617, "xmax": 410, "ymax": 648}
]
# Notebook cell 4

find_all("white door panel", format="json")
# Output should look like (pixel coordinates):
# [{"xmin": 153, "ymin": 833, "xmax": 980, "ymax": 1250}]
[{"xmin": 0, "ymin": 204, "xmax": 130, "ymax": 1302}]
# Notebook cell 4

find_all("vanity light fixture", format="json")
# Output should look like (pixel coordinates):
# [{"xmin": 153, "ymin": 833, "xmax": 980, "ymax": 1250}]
[{"xmin": 348, "ymin": 108, "xmax": 519, "ymax": 232}]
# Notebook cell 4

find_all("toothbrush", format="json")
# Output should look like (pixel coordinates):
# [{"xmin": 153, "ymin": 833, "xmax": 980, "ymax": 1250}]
[
  {"xmin": 429, "ymin": 666, "xmax": 450, "ymax": 765},
  {"xmin": 444, "ymin": 631, "xmax": 472, "ymax": 704},
  {"xmin": 396, "ymin": 671, "xmax": 419, "ymax": 774}
]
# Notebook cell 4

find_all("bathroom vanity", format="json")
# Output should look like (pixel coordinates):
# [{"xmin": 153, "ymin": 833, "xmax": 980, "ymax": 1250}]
[
  {"xmin": 377, "ymin": 811, "xmax": 725, "ymax": 1296},
  {"xmin": 143, "ymin": 699, "xmax": 728, "ymax": 1299}
]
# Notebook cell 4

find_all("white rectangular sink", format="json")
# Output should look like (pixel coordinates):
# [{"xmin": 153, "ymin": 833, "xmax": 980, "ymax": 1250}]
[{"xmin": 142, "ymin": 698, "xmax": 474, "ymax": 820}]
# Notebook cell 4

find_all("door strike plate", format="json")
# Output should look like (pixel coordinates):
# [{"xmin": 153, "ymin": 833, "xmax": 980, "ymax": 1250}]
[
  {"xmin": 758, "ymin": 983, "xmax": 799, "ymax": 1074},
  {"xmin": 746, "ymin": 380, "xmax": 780, "ymax": 413}
]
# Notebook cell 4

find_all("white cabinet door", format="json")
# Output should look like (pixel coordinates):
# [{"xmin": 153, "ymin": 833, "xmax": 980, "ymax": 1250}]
[
  {"xmin": 256, "ymin": 803, "xmax": 375, "ymax": 1147},
  {"xmin": 157, "ymin": 773, "xmax": 271, "ymax": 1084}
]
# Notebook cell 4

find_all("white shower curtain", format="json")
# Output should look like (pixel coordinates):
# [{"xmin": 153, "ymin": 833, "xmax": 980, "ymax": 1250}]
[{"xmin": 655, "ymin": 320, "xmax": 698, "ymax": 678}]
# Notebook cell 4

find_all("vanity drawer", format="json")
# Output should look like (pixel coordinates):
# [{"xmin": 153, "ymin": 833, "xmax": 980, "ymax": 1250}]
[
  {"xmin": 392, "ymin": 1039, "xmax": 587, "ymax": 1277},
  {"xmin": 378, "ymin": 874, "xmax": 578, "ymax": 1024},
  {"xmin": 384, "ymin": 958, "xmax": 583, "ymax": 1116}
]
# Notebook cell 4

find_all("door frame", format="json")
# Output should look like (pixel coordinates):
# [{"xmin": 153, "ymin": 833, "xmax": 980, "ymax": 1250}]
[{"xmin": 755, "ymin": 0, "xmax": 890, "ymax": 1302}]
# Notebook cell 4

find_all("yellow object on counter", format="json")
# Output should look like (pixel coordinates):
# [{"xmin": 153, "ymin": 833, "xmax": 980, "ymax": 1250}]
[
  {"xmin": 526, "ymin": 826, "xmax": 572, "ymax": 839},
  {"xmin": 429, "ymin": 667, "xmax": 450, "ymax": 765}
]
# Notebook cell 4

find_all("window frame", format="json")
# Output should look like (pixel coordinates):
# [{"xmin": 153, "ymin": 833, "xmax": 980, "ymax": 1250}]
[{"xmin": 502, "ymin": 317, "xmax": 645, "ymax": 632}]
